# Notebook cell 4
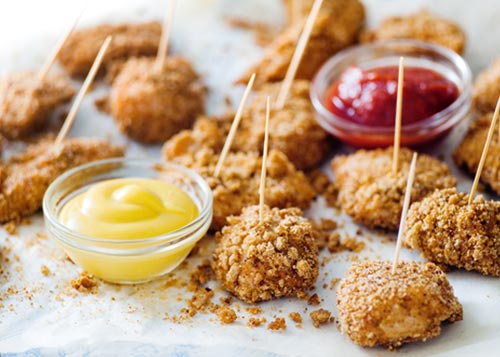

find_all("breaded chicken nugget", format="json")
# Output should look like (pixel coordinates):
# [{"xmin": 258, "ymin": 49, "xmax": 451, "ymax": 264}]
[
  {"xmin": 238, "ymin": 0, "xmax": 365, "ymax": 85},
  {"xmin": 360, "ymin": 10, "xmax": 465, "ymax": 54},
  {"xmin": 212, "ymin": 205, "xmax": 319, "ymax": 303},
  {"xmin": 337, "ymin": 260, "xmax": 462, "ymax": 349},
  {"xmin": 109, "ymin": 56, "xmax": 205, "ymax": 143},
  {"xmin": 473, "ymin": 58, "xmax": 500, "ymax": 114},
  {"xmin": 0, "ymin": 71, "xmax": 75, "ymax": 139},
  {"xmin": 331, "ymin": 147, "xmax": 456, "ymax": 230},
  {"xmin": 58, "ymin": 22, "xmax": 161, "ymax": 78},
  {"xmin": 404, "ymin": 188, "xmax": 500, "ymax": 277}
]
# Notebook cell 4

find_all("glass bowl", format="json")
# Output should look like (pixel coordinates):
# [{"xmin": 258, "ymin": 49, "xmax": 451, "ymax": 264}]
[
  {"xmin": 310, "ymin": 39, "xmax": 472, "ymax": 148},
  {"xmin": 43, "ymin": 158, "xmax": 213, "ymax": 284}
]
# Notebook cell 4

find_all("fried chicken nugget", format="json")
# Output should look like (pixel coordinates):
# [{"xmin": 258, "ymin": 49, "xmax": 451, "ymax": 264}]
[
  {"xmin": 453, "ymin": 113, "xmax": 500, "ymax": 194},
  {"xmin": 109, "ymin": 56, "xmax": 205, "ymax": 143},
  {"xmin": 360, "ymin": 10, "xmax": 466, "ymax": 54},
  {"xmin": 337, "ymin": 261, "xmax": 463, "ymax": 349},
  {"xmin": 212, "ymin": 205, "xmax": 319, "ymax": 303},
  {"xmin": 404, "ymin": 188, "xmax": 500, "ymax": 277},
  {"xmin": 238, "ymin": 0, "xmax": 365, "ymax": 85},
  {"xmin": 0, "ymin": 137, "xmax": 124, "ymax": 223},
  {"xmin": 58, "ymin": 22, "xmax": 161, "ymax": 78},
  {"xmin": 331, "ymin": 147, "xmax": 456, "ymax": 230},
  {"xmin": 0, "ymin": 71, "xmax": 75, "ymax": 139},
  {"xmin": 233, "ymin": 80, "xmax": 331, "ymax": 170},
  {"xmin": 473, "ymin": 58, "xmax": 500, "ymax": 114}
]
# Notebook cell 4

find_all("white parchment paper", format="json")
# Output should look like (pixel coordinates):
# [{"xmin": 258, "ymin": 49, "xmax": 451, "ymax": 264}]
[{"xmin": 0, "ymin": 1, "xmax": 499, "ymax": 356}]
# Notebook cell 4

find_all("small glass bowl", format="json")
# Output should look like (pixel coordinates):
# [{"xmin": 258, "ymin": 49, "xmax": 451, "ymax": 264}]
[
  {"xmin": 43, "ymin": 158, "xmax": 213, "ymax": 284},
  {"xmin": 310, "ymin": 39, "xmax": 472, "ymax": 148}
]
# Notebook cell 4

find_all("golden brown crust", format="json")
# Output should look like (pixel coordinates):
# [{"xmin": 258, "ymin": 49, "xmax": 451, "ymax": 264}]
[
  {"xmin": 233, "ymin": 80, "xmax": 332, "ymax": 170},
  {"xmin": 331, "ymin": 147, "xmax": 456, "ymax": 230},
  {"xmin": 212, "ymin": 205, "xmax": 319, "ymax": 303},
  {"xmin": 473, "ymin": 59, "xmax": 500, "ymax": 114},
  {"xmin": 0, "ymin": 137, "xmax": 124, "ymax": 223},
  {"xmin": 58, "ymin": 22, "xmax": 161, "ymax": 78},
  {"xmin": 336, "ymin": 260, "xmax": 463, "ymax": 348},
  {"xmin": 238, "ymin": 0, "xmax": 365, "ymax": 85},
  {"xmin": 404, "ymin": 188, "xmax": 500, "ymax": 277},
  {"xmin": 453, "ymin": 113, "xmax": 500, "ymax": 194},
  {"xmin": 0, "ymin": 71, "xmax": 75, "ymax": 139},
  {"xmin": 360, "ymin": 10, "xmax": 465, "ymax": 54},
  {"xmin": 109, "ymin": 56, "xmax": 205, "ymax": 143}
]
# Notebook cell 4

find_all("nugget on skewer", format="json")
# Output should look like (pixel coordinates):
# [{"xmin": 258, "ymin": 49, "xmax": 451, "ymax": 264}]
[
  {"xmin": 473, "ymin": 59, "xmax": 500, "ymax": 114},
  {"xmin": 233, "ymin": 80, "xmax": 331, "ymax": 170},
  {"xmin": 453, "ymin": 113, "xmax": 500, "ymax": 194},
  {"xmin": 0, "ymin": 72, "xmax": 75, "ymax": 139},
  {"xmin": 58, "ymin": 22, "xmax": 161, "ymax": 78},
  {"xmin": 360, "ymin": 10, "xmax": 466, "ymax": 54},
  {"xmin": 336, "ymin": 261, "xmax": 463, "ymax": 349},
  {"xmin": 0, "ymin": 137, "xmax": 124, "ymax": 223},
  {"xmin": 404, "ymin": 188, "xmax": 500, "ymax": 277},
  {"xmin": 331, "ymin": 147, "xmax": 456, "ymax": 230},
  {"xmin": 212, "ymin": 204, "xmax": 318, "ymax": 303},
  {"xmin": 109, "ymin": 56, "xmax": 205, "ymax": 143},
  {"xmin": 238, "ymin": 0, "xmax": 365, "ymax": 86}
]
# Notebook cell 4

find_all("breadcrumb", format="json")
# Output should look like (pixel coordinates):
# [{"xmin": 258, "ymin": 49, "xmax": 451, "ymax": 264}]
[
  {"xmin": 310, "ymin": 308, "xmax": 332, "ymax": 328},
  {"xmin": 71, "ymin": 272, "xmax": 99, "ymax": 294},
  {"xmin": 217, "ymin": 306, "xmax": 237, "ymax": 324},
  {"xmin": 267, "ymin": 317, "xmax": 287, "ymax": 331}
]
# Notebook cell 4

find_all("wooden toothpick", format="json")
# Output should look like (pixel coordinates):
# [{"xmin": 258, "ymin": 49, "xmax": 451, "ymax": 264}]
[
  {"xmin": 275, "ymin": 0, "xmax": 324, "ymax": 109},
  {"xmin": 155, "ymin": 0, "xmax": 176, "ymax": 71},
  {"xmin": 392, "ymin": 152, "xmax": 417, "ymax": 274},
  {"xmin": 468, "ymin": 94, "xmax": 500, "ymax": 204},
  {"xmin": 392, "ymin": 57, "xmax": 405, "ymax": 174},
  {"xmin": 55, "ymin": 36, "xmax": 112, "ymax": 145},
  {"xmin": 38, "ymin": 15, "xmax": 80, "ymax": 83},
  {"xmin": 259, "ymin": 96, "xmax": 271, "ymax": 223},
  {"xmin": 213, "ymin": 73, "xmax": 256, "ymax": 177}
]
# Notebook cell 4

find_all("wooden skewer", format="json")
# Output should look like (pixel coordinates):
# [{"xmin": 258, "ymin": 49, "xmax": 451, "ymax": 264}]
[
  {"xmin": 155, "ymin": 0, "xmax": 176, "ymax": 71},
  {"xmin": 259, "ymin": 96, "xmax": 271, "ymax": 223},
  {"xmin": 38, "ymin": 15, "xmax": 80, "ymax": 83},
  {"xmin": 275, "ymin": 0, "xmax": 324, "ymax": 109},
  {"xmin": 392, "ymin": 57, "xmax": 405, "ymax": 174},
  {"xmin": 392, "ymin": 152, "xmax": 417, "ymax": 274},
  {"xmin": 55, "ymin": 36, "xmax": 112, "ymax": 145},
  {"xmin": 468, "ymin": 94, "xmax": 500, "ymax": 204},
  {"xmin": 213, "ymin": 73, "xmax": 256, "ymax": 177}
]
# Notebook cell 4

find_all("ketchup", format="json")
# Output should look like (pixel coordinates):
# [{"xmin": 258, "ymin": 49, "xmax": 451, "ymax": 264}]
[{"xmin": 326, "ymin": 66, "xmax": 459, "ymax": 127}]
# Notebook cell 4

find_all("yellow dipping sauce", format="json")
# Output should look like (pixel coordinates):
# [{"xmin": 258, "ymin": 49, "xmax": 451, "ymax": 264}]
[{"xmin": 57, "ymin": 178, "xmax": 201, "ymax": 284}]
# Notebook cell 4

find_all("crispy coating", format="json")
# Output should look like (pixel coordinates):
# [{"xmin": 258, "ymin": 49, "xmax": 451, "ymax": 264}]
[
  {"xmin": 331, "ymin": 147, "xmax": 456, "ymax": 230},
  {"xmin": 473, "ymin": 59, "xmax": 500, "ymax": 114},
  {"xmin": 58, "ymin": 22, "xmax": 161, "ymax": 78},
  {"xmin": 233, "ymin": 80, "xmax": 331, "ymax": 170},
  {"xmin": 0, "ymin": 71, "xmax": 75, "ymax": 139},
  {"xmin": 212, "ymin": 205, "xmax": 319, "ymax": 303},
  {"xmin": 404, "ymin": 188, "xmax": 500, "ymax": 277},
  {"xmin": 453, "ymin": 113, "xmax": 500, "ymax": 194},
  {"xmin": 0, "ymin": 137, "xmax": 124, "ymax": 223},
  {"xmin": 109, "ymin": 56, "xmax": 205, "ymax": 143},
  {"xmin": 238, "ymin": 0, "xmax": 365, "ymax": 85},
  {"xmin": 337, "ymin": 261, "xmax": 462, "ymax": 349},
  {"xmin": 360, "ymin": 10, "xmax": 465, "ymax": 54}
]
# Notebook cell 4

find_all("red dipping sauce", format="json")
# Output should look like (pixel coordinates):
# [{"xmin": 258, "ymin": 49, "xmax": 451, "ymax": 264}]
[{"xmin": 325, "ymin": 66, "xmax": 459, "ymax": 127}]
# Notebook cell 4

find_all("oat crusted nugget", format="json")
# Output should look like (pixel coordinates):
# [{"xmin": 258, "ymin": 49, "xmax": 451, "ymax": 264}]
[
  {"xmin": 233, "ymin": 80, "xmax": 331, "ymax": 170},
  {"xmin": 473, "ymin": 59, "xmax": 500, "ymax": 114},
  {"xmin": 238, "ymin": 0, "xmax": 365, "ymax": 85},
  {"xmin": 453, "ymin": 113, "xmax": 500, "ymax": 194},
  {"xmin": 331, "ymin": 147, "xmax": 456, "ymax": 230},
  {"xmin": 212, "ymin": 205, "xmax": 319, "ymax": 303},
  {"xmin": 0, "ymin": 71, "xmax": 75, "ymax": 139},
  {"xmin": 336, "ymin": 261, "xmax": 463, "ymax": 349},
  {"xmin": 58, "ymin": 22, "xmax": 161, "ymax": 78},
  {"xmin": 0, "ymin": 137, "xmax": 124, "ymax": 223},
  {"xmin": 109, "ymin": 56, "xmax": 205, "ymax": 143},
  {"xmin": 404, "ymin": 188, "xmax": 500, "ymax": 277},
  {"xmin": 360, "ymin": 10, "xmax": 466, "ymax": 54}
]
